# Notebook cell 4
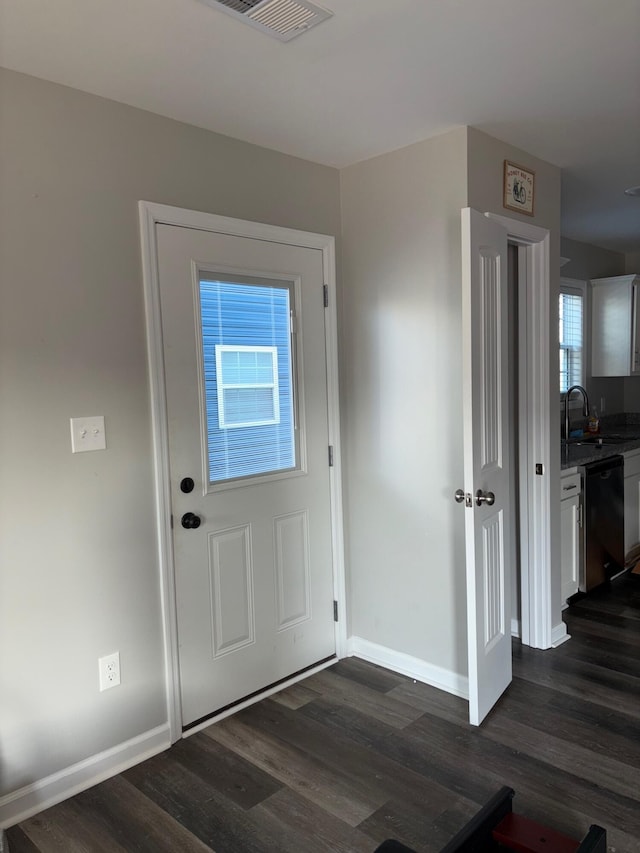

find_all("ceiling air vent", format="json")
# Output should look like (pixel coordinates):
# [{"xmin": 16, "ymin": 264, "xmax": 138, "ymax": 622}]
[{"xmin": 201, "ymin": 0, "xmax": 333, "ymax": 41}]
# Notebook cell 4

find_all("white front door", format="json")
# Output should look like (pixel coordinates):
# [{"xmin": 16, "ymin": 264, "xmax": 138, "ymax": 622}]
[
  {"xmin": 156, "ymin": 222, "xmax": 336, "ymax": 729},
  {"xmin": 461, "ymin": 208, "xmax": 512, "ymax": 726}
]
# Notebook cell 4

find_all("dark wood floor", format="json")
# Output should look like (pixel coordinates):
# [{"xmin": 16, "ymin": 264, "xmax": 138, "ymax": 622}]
[{"xmin": 7, "ymin": 574, "xmax": 640, "ymax": 852}]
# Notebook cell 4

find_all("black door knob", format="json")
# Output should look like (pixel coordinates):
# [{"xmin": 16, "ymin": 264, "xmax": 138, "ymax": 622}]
[
  {"xmin": 180, "ymin": 477, "xmax": 195, "ymax": 494},
  {"xmin": 181, "ymin": 512, "xmax": 201, "ymax": 529}
]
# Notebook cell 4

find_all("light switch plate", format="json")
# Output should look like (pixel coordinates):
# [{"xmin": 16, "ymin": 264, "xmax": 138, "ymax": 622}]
[{"xmin": 70, "ymin": 416, "xmax": 106, "ymax": 453}]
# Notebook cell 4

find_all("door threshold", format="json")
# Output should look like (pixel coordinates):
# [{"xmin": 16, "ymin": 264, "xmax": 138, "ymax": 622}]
[{"xmin": 182, "ymin": 654, "xmax": 337, "ymax": 736}]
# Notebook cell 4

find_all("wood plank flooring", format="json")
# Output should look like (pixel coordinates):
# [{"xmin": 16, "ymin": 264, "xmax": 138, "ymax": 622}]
[{"xmin": 7, "ymin": 574, "xmax": 640, "ymax": 852}]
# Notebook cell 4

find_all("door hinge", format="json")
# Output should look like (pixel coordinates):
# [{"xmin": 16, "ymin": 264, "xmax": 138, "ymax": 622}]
[
  {"xmin": 323, "ymin": 284, "xmax": 329, "ymax": 307},
  {"xmin": 170, "ymin": 514, "xmax": 174, "ymax": 529},
  {"xmin": 328, "ymin": 445, "xmax": 334, "ymax": 467},
  {"xmin": 333, "ymin": 600, "xmax": 338, "ymax": 622},
  {"xmin": 535, "ymin": 463, "xmax": 544, "ymax": 476},
  {"xmin": 578, "ymin": 503, "xmax": 583, "ymax": 528}
]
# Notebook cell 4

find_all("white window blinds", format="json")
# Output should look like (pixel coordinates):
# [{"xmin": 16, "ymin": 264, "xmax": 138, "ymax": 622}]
[{"xmin": 559, "ymin": 289, "xmax": 584, "ymax": 393}]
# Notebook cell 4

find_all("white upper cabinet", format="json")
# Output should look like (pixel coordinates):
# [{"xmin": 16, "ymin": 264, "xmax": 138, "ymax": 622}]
[{"xmin": 591, "ymin": 275, "xmax": 640, "ymax": 377}]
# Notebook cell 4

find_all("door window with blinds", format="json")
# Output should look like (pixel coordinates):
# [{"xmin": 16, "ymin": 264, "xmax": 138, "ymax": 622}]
[
  {"xmin": 198, "ymin": 273, "xmax": 299, "ymax": 485},
  {"xmin": 559, "ymin": 279, "xmax": 586, "ymax": 394}
]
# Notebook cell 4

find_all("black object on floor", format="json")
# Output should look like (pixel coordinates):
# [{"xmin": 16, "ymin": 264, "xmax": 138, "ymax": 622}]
[{"xmin": 373, "ymin": 786, "xmax": 607, "ymax": 853}]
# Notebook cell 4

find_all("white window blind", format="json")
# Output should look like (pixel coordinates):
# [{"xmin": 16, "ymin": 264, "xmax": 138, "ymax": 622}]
[
  {"xmin": 199, "ymin": 278, "xmax": 296, "ymax": 484},
  {"xmin": 559, "ymin": 289, "xmax": 584, "ymax": 393}
]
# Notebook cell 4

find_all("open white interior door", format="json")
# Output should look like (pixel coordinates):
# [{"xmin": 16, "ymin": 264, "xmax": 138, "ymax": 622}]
[{"xmin": 461, "ymin": 208, "xmax": 512, "ymax": 726}]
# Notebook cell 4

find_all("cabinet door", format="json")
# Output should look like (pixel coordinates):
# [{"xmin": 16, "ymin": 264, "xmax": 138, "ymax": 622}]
[
  {"xmin": 624, "ymin": 472, "xmax": 640, "ymax": 564},
  {"xmin": 591, "ymin": 275, "xmax": 640, "ymax": 376},
  {"xmin": 560, "ymin": 494, "xmax": 580, "ymax": 602},
  {"xmin": 632, "ymin": 283, "xmax": 640, "ymax": 375}
]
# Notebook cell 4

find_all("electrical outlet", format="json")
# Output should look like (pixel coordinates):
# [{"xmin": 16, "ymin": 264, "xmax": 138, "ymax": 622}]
[{"xmin": 99, "ymin": 652, "xmax": 120, "ymax": 691}]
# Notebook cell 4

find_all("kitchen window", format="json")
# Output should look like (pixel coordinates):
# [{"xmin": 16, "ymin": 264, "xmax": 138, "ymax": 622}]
[{"xmin": 559, "ymin": 280, "xmax": 585, "ymax": 395}]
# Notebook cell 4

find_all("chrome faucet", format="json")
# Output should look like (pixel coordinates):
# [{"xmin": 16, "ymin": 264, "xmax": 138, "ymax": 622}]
[{"xmin": 564, "ymin": 385, "xmax": 590, "ymax": 442}]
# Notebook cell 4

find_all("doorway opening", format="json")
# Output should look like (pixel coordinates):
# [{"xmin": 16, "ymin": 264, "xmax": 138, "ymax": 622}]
[{"xmin": 487, "ymin": 212, "xmax": 557, "ymax": 652}]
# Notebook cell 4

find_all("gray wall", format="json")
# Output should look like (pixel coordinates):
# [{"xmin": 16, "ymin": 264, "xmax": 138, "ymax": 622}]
[
  {"xmin": 560, "ymin": 237, "xmax": 627, "ymax": 415},
  {"xmin": 0, "ymin": 68, "xmax": 341, "ymax": 797},
  {"xmin": 561, "ymin": 236, "xmax": 625, "ymax": 282},
  {"xmin": 626, "ymin": 252, "xmax": 640, "ymax": 274},
  {"xmin": 340, "ymin": 128, "xmax": 470, "ymax": 676}
]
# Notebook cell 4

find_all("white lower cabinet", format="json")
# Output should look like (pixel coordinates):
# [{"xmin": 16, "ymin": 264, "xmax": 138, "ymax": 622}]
[
  {"xmin": 624, "ymin": 449, "xmax": 640, "ymax": 566},
  {"xmin": 560, "ymin": 471, "xmax": 582, "ymax": 603}
]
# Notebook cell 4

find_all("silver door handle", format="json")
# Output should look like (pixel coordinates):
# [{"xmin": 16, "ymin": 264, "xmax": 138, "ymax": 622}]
[
  {"xmin": 475, "ymin": 489, "xmax": 495, "ymax": 506},
  {"xmin": 455, "ymin": 489, "xmax": 466, "ymax": 503}
]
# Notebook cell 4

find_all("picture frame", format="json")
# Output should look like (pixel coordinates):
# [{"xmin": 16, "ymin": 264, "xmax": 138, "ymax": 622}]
[{"xmin": 503, "ymin": 160, "xmax": 535, "ymax": 216}]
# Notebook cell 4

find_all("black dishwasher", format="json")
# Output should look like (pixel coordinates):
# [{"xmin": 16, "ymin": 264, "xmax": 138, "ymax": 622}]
[{"xmin": 582, "ymin": 455, "xmax": 624, "ymax": 591}]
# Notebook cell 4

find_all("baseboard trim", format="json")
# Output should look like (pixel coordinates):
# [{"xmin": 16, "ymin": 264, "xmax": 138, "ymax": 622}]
[
  {"xmin": 348, "ymin": 636, "xmax": 469, "ymax": 699},
  {"xmin": 550, "ymin": 621, "xmax": 571, "ymax": 648},
  {"xmin": 0, "ymin": 724, "xmax": 170, "ymax": 829}
]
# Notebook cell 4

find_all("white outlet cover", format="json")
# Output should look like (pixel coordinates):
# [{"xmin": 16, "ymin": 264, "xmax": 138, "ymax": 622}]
[
  {"xmin": 99, "ymin": 651, "xmax": 120, "ymax": 691},
  {"xmin": 70, "ymin": 416, "xmax": 106, "ymax": 453}
]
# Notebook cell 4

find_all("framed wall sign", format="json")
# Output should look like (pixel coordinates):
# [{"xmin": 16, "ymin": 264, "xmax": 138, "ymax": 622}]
[{"xmin": 503, "ymin": 160, "xmax": 535, "ymax": 216}]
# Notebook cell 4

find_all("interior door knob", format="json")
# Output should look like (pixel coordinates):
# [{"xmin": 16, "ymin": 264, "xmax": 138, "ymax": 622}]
[
  {"xmin": 455, "ymin": 489, "xmax": 466, "ymax": 503},
  {"xmin": 475, "ymin": 489, "xmax": 495, "ymax": 507},
  {"xmin": 180, "ymin": 477, "xmax": 195, "ymax": 494},
  {"xmin": 181, "ymin": 512, "xmax": 201, "ymax": 529}
]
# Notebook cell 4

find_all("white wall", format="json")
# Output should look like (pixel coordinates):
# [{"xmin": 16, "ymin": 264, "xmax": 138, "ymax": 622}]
[
  {"xmin": 340, "ymin": 128, "xmax": 470, "ymax": 679},
  {"xmin": 0, "ymin": 68, "xmax": 341, "ymax": 816}
]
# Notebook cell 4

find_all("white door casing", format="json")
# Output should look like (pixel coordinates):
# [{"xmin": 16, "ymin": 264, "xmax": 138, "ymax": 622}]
[
  {"xmin": 461, "ymin": 208, "xmax": 512, "ymax": 726},
  {"xmin": 139, "ymin": 203, "xmax": 346, "ymax": 740},
  {"xmin": 486, "ymin": 212, "xmax": 553, "ymax": 651}
]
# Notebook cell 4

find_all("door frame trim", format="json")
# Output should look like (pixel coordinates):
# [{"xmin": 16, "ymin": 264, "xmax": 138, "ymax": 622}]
[
  {"xmin": 138, "ymin": 201, "xmax": 347, "ymax": 742},
  {"xmin": 486, "ymin": 212, "xmax": 553, "ymax": 650}
]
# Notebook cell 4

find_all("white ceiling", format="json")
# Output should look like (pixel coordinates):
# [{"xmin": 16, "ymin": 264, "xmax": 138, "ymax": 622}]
[{"xmin": 1, "ymin": 0, "xmax": 639, "ymax": 252}]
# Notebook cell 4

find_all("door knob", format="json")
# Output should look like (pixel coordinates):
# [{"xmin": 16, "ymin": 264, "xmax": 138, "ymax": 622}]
[
  {"xmin": 455, "ymin": 489, "xmax": 466, "ymax": 503},
  {"xmin": 180, "ymin": 477, "xmax": 195, "ymax": 494},
  {"xmin": 475, "ymin": 489, "xmax": 495, "ymax": 507},
  {"xmin": 181, "ymin": 512, "xmax": 201, "ymax": 529}
]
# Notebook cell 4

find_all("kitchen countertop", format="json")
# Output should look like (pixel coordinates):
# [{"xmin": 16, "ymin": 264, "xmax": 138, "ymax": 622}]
[{"xmin": 561, "ymin": 426, "xmax": 640, "ymax": 470}]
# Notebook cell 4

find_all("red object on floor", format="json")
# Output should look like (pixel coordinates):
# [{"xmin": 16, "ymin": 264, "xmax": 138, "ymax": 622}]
[{"xmin": 492, "ymin": 813, "xmax": 580, "ymax": 853}]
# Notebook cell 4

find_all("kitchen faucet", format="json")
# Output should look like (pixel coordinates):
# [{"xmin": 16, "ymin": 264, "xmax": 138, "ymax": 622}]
[{"xmin": 564, "ymin": 385, "xmax": 590, "ymax": 442}]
